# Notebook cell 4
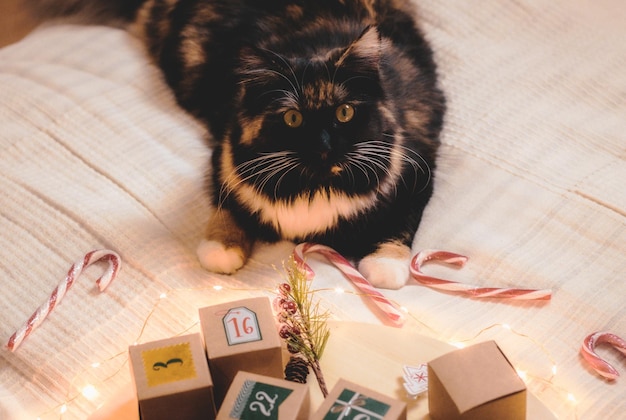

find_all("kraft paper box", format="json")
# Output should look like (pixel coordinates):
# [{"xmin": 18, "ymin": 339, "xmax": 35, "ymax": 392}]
[
  {"xmin": 428, "ymin": 340, "xmax": 527, "ymax": 420},
  {"xmin": 199, "ymin": 297, "xmax": 283, "ymax": 407},
  {"xmin": 216, "ymin": 371, "xmax": 309, "ymax": 419},
  {"xmin": 312, "ymin": 378, "xmax": 407, "ymax": 420},
  {"xmin": 129, "ymin": 333, "xmax": 216, "ymax": 420}
]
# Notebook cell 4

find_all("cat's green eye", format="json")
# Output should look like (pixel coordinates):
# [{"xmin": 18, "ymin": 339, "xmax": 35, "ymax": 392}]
[
  {"xmin": 283, "ymin": 109, "xmax": 303, "ymax": 128},
  {"xmin": 335, "ymin": 104, "xmax": 355, "ymax": 123}
]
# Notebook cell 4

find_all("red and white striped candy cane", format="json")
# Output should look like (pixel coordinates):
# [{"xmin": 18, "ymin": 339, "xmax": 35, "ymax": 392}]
[
  {"xmin": 410, "ymin": 250, "xmax": 552, "ymax": 301},
  {"xmin": 293, "ymin": 243, "xmax": 405, "ymax": 327},
  {"xmin": 6, "ymin": 249, "xmax": 121, "ymax": 352},
  {"xmin": 581, "ymin": 332, "xmax": 626, "ymax": 380}
]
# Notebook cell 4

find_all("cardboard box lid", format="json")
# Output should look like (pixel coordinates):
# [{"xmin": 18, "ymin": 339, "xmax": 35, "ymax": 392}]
[
  {"xmin": 312, "ymin": 378, "xmax": 407, "ymax": 419},
  {"xmin": 217, "ymin": 371, "xmax": 309, "ymax": 420},
  {"xmin": 428, "ymin": 340, "xmax": 526, "ymax": 414}
]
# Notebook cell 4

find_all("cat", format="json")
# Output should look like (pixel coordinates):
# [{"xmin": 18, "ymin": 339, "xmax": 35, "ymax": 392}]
[{"xmin": 26, "ymin": 0, "xmax": 445, "ymax": 289}]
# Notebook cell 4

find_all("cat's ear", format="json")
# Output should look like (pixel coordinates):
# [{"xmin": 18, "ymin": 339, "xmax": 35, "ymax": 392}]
[
  {"xmin": 334, "ymin": 26, "xmax": 387, "ymax": 96},
  {"xmin": 336, "ymin": 25, "xmax": 388, "ymax": 70}
]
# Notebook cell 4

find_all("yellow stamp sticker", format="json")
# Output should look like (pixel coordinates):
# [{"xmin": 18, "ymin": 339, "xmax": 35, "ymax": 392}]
[{"xmin": 141, "ymin": 342, "xmax": 197, "ymax": 387}]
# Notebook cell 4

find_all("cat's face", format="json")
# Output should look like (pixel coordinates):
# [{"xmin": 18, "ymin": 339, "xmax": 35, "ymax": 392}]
[{"xmin": 221, "ymin": 27, "xmax": 424, "ymax": 204}]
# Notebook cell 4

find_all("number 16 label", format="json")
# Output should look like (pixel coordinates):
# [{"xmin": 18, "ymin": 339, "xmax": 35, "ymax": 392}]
[{"xmin": 223, "ymin": 306, "xmax": 262, "ymax": 345}]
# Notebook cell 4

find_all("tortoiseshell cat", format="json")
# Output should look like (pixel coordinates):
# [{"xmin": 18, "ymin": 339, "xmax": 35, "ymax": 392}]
[{"xmin": 28, "ymin": 0, "xmax": 445, "ymax": 289}]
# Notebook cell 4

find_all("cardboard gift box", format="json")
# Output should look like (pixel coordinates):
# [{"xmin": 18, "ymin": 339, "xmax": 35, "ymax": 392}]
[
  {"xmin": 216, "ymin": 371, "xmax": 309, "ymax": 419},
  {"xmin": 428, "ymin": 340, "xmax": 527, "ymax": 419},
  {"xmin": 199, "ymin": 297, "xmax": 283, "ymax": 407},
  {"xmin": 129, "ymin": 333, "xmax": 216, "ymax": 420},
  {"xmin": 312, "ymin": 378, "xmax": 407, "ymax": 420}
]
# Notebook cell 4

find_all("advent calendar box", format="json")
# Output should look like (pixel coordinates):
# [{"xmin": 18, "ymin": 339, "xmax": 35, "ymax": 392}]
[
  {"xmin": 312, "ymin": 378, "xmax": 407, "ymax": 420},
  {"xmin": 216, "ymin": 371, "xmax": 309, "ymax": 419},
  {"xmin": 428, "ymin": 340, "xmax": 527, "ymax": 419},
  {"xmin": 199, "ymin": 297, "xmax": 283, "ymax": 407},
  {"xmin": 129, "ymin": 333, "xmax": 216, "ymax": 420}
]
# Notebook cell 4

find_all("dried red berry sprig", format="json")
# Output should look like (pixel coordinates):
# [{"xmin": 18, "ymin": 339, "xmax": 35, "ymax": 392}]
[{"xmin": 275, "ymin": 257, "xmax": 330, "ymax": 397}]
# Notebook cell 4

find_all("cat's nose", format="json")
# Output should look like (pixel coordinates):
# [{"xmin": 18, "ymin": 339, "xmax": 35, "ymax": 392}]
[{"xmin": 319, "ymin": 129, "xmax": 332, "ymax": 159}]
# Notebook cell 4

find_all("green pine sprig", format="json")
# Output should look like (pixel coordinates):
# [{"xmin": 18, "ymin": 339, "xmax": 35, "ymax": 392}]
[{"xmin": 277, "ymin": 256, "xmax": 330, "ymax": 396}]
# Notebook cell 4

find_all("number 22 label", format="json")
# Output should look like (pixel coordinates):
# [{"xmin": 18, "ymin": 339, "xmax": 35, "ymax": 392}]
[
  {"xmin": 230, "ymin": 380, "xmax": 293, "ymax": 419},
  {"xmin": 249, "ymin": 391, "xmax": 278, "ymax": 416}
]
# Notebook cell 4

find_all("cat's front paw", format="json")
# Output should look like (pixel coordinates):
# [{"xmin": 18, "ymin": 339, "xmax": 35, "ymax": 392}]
[
  {"xmin": 358, "ymin": 243, "xmax": 411, "ymax": 289},
  {"xmin": 196, "ymin": 239, "xmax": 247, "ymax": 274}
]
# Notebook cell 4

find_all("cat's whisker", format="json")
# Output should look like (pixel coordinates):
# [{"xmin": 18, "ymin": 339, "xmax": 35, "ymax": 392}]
[
  {"xmin": 218, "ymin": 152, "xmax": 296, "ymax": 206},
  {"xmin": 322, "ymin": 59, "xmax": 332, "ymax": 86},
  {"xmin": 234, "ymin": 152, "xmax": 301, "ymax": 198},
  {"xmin": 258, "ymin": 88, "xmax": 298, "ymax": 104},
  {"xmin": 236, "ymin": 160, "xmax": 284, "ymax": 187},
  {"xmin": 361, "ymin": 138, "xmax": 432, "ymax": 179},
  {"xmin": 260, "ymin": 48, "xmax": 301, "ymax": 94},
  {"xmin": 348, "ymin": 151, "xmax": 389, "ymax": 178},
  {"xmin": 243, "ymin": 68, "xmax": 300, "ymax": 99},
  {"xmin": 341, "ymin": 74, "xmax": 376, "ymax": 85},
  {"xmin": 300, "ymin": 59, "xmax": 314, "ymax": 89},
  {"xmin": 255, "ymin": 158, "xmax": 295, "ymax": 190},
  {"xmin": 353, "ymin": 156, "xmax": 397, "ymax": 195},
  {"xmin": 348, "ymin": 139, "xmax": 434, "ymax": 194},
  {"xmin": 345, "ymin": 154, "xmax": 379, "ymax": 188},
  {"xmin": 387, "ymin": 145, "xmax": 433, "ymax": 192},
  {"xmin": 271, "ymin": 160, "xmax": 301, "ymax": 200},
  {"xmin": 336, "ymin": 161, "xmax": 356, "ymax": 187}
]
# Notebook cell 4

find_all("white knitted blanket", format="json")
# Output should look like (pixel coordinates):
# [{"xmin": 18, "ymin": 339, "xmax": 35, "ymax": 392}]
[{"xmin": 1, "ymin": 1, "xmax": 624, "ymax": 418}]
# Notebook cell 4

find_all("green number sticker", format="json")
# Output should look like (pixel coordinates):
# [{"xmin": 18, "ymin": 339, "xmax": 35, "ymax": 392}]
[
  {"xmin": 230, "ymin": 380, "xmax": 293, "ymax": 419},
  {"xmin": 324, "ymin": 389, "xmax": 390, "ymax": 419}
]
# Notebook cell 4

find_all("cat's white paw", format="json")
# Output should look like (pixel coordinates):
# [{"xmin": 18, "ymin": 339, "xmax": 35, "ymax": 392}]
[
  {"xmin": 196, "ymin": 239, "xmax": 245, "ymax": 274},
  {"xmin": 358, "ymin": 255, "xmax": 410, "ymax": 290}
]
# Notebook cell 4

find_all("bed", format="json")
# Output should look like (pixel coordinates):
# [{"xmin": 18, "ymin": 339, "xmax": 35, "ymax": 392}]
[{"xmin": 1, "ymin": 0, "xmax": 624, "ymax": 418}]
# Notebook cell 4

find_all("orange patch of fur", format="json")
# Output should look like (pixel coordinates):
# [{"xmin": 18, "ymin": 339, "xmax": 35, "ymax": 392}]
[
  {"xmin": 375, "ymin": 240, "xmax": 411, "ymax": 259},
  {"xmin": 204, "ymin": 207, "xmax": 253, "ymax": 258}
]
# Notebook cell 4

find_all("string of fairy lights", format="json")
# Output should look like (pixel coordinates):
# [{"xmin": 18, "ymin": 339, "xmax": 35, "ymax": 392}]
[{"xmin": 32, "ymin": 280, "xmax": 580, "ymax": 420}]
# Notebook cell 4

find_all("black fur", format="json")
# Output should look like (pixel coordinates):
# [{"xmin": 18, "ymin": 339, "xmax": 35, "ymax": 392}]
[{"xmin": 28, "ymin": 0, "xmax": 446, "ymax": 278}]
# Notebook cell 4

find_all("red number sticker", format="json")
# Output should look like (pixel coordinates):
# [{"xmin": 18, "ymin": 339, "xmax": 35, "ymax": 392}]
[{"xmin": 223, "ymin": 307, "xmax": 262, "ymax": 345}]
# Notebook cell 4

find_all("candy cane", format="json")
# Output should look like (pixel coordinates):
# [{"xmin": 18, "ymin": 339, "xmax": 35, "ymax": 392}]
[
  {"xmin": 410, "ymin": 250, "xmax": 551, "ymax": 300},
  {"xmin": 293, "ymin": 243, "xmax": 405, "ymax": 327},
  {"xmin": 581, "ymin": 332, "xmax": 626, "ymax": 380},
  {"xmin": 6, "ymin": 249, "xmax": 121, "ymax": 351}
]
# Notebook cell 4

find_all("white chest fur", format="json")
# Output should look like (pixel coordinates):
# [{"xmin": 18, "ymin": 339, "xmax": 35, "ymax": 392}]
[{"xmin": 234, "ymin": 185, "xmax": 376, "ymax": 239}]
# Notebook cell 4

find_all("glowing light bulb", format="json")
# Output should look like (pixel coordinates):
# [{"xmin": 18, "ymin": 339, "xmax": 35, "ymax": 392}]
[{"xmin": 82, "ymin": 384, "xmax": 99, "ymax": 401}]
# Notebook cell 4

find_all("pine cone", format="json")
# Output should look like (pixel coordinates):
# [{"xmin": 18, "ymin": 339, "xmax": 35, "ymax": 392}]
[{"xmin": 284, "ymin": 356, "xmax": 309, "ymax": 384}]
